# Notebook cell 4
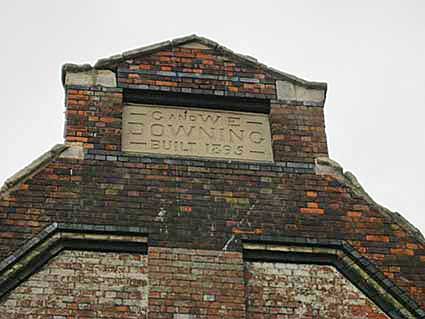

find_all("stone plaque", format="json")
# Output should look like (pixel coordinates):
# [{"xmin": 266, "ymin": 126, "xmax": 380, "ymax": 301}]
[{"xmin": 122, "ymin": 104, "xmax": 274, "ymax": 162}]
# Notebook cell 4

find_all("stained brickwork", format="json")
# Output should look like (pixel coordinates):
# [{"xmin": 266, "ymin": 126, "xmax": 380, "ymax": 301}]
[
  {"xmin": 148, "ymin": 247, "xmax": 245, "ymax": 318},
  {"xmin": 65, "ymin": 87, "xmax": 123, "ymax": 152},
  {"xmin": 64, "ymin": 88, "xmax": 328, "ymax": 166},
  {"xmin": 1, "ymin": 36, "xmax": 424, "ymax": 317},
  {"xmin": 117, "ymin": 47, "xmax": 276, "ymax": 99},
  {"xmin": 270, "ymin": 103, "xmax": 328, "ymax": 162},
  {"xmin": 64, "ymin": 45, "xmax": 328, "ymax": 162},
  {"xmin": 1, "ymin": 154, "xmax": 424, "ymax": 310},
  {"xmin": 0, "ymin": 250, "xmax": 148, "ymax": 318},
  {"xmin": 245, "ymin": 262, "xmax": 389, "ymax": 319}
]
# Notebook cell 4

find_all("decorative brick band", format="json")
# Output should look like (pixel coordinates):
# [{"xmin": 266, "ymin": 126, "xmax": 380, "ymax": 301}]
[
  {"xmin": 0, "ymin": 223, "xmax": 148, "ymax": 300},
  {"xmin": 242, "ymin": 236, "xmax": 425, "ymax": 319},
  {"xmin": 118, "ymin": 68, "xmax": 262, "ymax": 84},
  {"xmin": 85, "ymin": 149, "xmax": 316, "ymax": 173}
]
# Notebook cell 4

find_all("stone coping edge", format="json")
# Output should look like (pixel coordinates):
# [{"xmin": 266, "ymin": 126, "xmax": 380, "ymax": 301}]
[
  {"xmin": 0, "ymin": 144, "xmax": 69, "ymax": 199},
  {"xmin": 315, "ymin": 157, "xmax": 425, "ymax": 245}
]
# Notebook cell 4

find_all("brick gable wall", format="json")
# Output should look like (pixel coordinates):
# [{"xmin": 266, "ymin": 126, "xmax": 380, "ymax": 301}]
[
  {"xmin": 1, "ymin": 155, "xmax": 424, "ymax": 310},
  {"xmin": 1, "ymin": 38, "xmax": 424, "ymax": 317},
  {"xmin": 0, "ymin": 250, "xmax": 148, "ymax": 318},
  {"xmin": 246, "ymin": 262, "xmax": 389, "ymax": 318},
  {"xmin": 117, "ymin": 47, "xmax": 276, "ymax": 99}
]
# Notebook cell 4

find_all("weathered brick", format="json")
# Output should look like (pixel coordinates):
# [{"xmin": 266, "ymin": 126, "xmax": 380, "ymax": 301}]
[
  {"xmin": 246, "ymin": 262, "xmax": 389, "ymax": 319},
  {"xmin": 0, "ymin": 250, "xmax": 148, "ymax": 318},
  {"xmin": 1, "ymin": 36, "xmax": 424, "ymax": 318}
]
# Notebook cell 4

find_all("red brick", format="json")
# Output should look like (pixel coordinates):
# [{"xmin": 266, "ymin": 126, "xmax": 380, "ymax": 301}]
[
  {"xmin": 390, "ymin": 248, "xmax": 414, "ymax": 256},
  {"xmin": 300, "ymin": 207, "xmax": 324, "ymax": 215},
  {"xmin": 366, "ymin": 235, "xmax": 390, "ymax": 243}
]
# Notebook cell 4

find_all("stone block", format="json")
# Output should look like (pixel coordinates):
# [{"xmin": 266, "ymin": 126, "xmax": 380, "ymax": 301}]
[
  {"xmin": 276, "ymin": 80, "xmax": 325, "ymax": 104},
  {"xmin": 65, "ymin": 69, "xmax": 116, "ymax": 87},
  {"xmin": 122, "ymin": 104, "xmax": 274, "ymax": 163},
  {"xmin": 59, "ymin": 143, "xmax": 84, "ymax": 160}
]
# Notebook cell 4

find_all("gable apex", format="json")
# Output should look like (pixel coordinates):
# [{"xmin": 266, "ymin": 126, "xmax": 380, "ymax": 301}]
[{"xmin": 89, "ymin": 34, "xmax": 327, "ymax": 90}]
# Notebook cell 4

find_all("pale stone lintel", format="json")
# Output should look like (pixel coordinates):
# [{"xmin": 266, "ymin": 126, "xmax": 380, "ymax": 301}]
[
  {"xmin": 243, "ymin": 243, "xmax": 266, "ymax": 250},
  {"xmin": 276, "ymin": 80, "xmax": 326, "ymax": 106},
  {"xmin": 65, "ymin": 69, "xmax": 117, "ymax": 87},
  {"xmin": 243, "ymin": 243, "xmax": 336, "ymax": 256},
  {"xmin": 60, "ymin": 232, "xmax": 148, "ymax": 243},
  {"xmin": 315, "ymin": 157, "xmax": 425, "ymax": 244},
  {"xmin": 59, "ymin": 142, "xmax": 85, "ymax": 160}
]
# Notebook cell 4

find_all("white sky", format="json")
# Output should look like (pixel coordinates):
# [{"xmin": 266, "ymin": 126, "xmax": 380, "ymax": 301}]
[{"xmin": 1, "ymin": 1, "xmax": 424, "ymax": 235}]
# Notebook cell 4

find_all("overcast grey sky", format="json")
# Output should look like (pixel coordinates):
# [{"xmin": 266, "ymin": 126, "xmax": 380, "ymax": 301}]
[{"xmin": 1, "ymin": 1, "xmax": 424, "ymax": 235}]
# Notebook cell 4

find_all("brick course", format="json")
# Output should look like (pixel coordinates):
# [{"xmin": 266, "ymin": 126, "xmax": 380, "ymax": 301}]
[
  {"xmin": 118, "ymin": 47, "xmax": 276, "ymax": 99},
  {"xmin": 64, "ymin": 45, "xmax": 328, "ymax": 163},
  {"xmin": 1, "ymin": 36, "xmax": 424, "ymax": 317},
  {"xmin": 0, "ymin": 250, "xmax": 148, "ymax": 318},
  {"xmin": 270, "ymin": 103, "xmax": 328, "ymax": 162},
  {"xmin": 1, "ymin": 154, "xmax": 424, "ymax": 311},
  {"xmin": 65, "ymin": 87, "xmax": 123, "ymax": 152},
  {"xmin": 148, "ymin": 247, "xmax": 245, "ymax": 319},
  {"xmin": 246, "ymin": 262, "xmax": 389, "ymax": 319}
]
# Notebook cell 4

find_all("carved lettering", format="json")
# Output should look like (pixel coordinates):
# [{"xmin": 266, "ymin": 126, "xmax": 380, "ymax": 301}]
[
  {"xmin": 229, "ymin": 129, "xmax": 244, "ymax": 142},
  {"xmin": 151, "ymin": 124, "xmax": 164, "ymax": 136},
  {"xmin": 152, "ymin": 111, "xmax": 163, "ymax": 120},
  {"xmin": 151, "ymin": 139, "xmax": 161, "ymax": 149},
  {"xmin": 249, "ymin": 131, "xmax": 265, "ymax": 144},
  {"xmin": 235, "ymin": 145, "xmax": 243, "ymax": 155},
  {"xmin": 200, "ymin": 114, "xmax": 221, "ymax": 124},
  {"xmin": 199, "ymin": 127, "xmax": 215, "ymax": 139},
  {"xmin": 228, "ymin": 117, "xmax": 241, "ymax": 126},
  {"xmin": 162, "ymin": 140, "xmax": 172, "ymax": 150},
  {"xmin": 123, "ymin": 104, "xmax": 273, "ymax": 162},
  {"xmin": 169, "ymin": 125, "xmax": 194, "ymax": 137}
]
